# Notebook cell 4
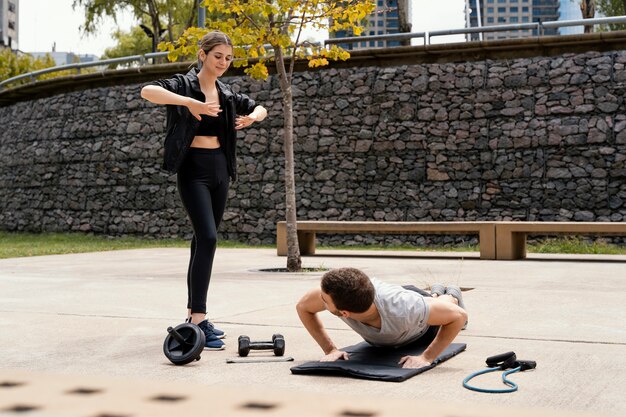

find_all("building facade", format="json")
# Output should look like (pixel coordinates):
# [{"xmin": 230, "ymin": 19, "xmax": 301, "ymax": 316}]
[
  {"xmin": 467, "ymin": 0, "xmax": 560, "ymax": 40},
  {"xmin": 28, "ymin": 51, "xmax": 99, "ymax": 66},
  {"xmin": 330, "ymin": 0, "xmax": 412, "ymax": 50},
  {"xmin": 0, "ymin": 0, "xmax": 18, "ymax": 50}
]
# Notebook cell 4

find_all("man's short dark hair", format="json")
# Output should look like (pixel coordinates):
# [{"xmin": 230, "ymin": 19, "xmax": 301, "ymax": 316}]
[{"xmin": 321, "ymin": 268, "xmax": 375, "ymax": 313}]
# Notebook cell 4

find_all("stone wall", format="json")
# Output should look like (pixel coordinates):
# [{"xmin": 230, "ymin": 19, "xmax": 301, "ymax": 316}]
[{"xmin": 1, "ymin": 49, "xmax": 625, "ymax": 246}]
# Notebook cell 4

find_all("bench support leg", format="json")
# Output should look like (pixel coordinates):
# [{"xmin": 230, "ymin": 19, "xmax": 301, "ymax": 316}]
[
  {"xmin": 496, "ymin": 228, "xmax": 527, "ymax": 260},
  {"xmin": 478, "ymin": 226, "xmax": 497, "ymax": 260},
  {"xmin": 297, "ymin": 231, "xmax": 316, "ymax": 255},
  {"xmin": 276, "ymin": 222, "xmax": 287, "ymax": 256},
  {"xmin": 277, "ymin": 224, "xmax": 316, "ymax": 256},
  {"xmin": 510, "ymin": 232, "xmax": 527, "ymax": 260}
]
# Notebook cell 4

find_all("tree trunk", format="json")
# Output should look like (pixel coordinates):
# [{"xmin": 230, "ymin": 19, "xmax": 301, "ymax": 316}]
[
  {"xmin": 274, "ymin": 45, "xmax": 301, "ymax": 272},
  {"xmin": 396, "ymin": 0, "xmax": 412, "ymax": 46},
  {"xmin": 580, "ymin": 0, "xmax": 595, "ymax": 34},
  {"xmin": 186, "ymin": 2, "xmax": 198, "ymax": 30},
  {"xmin": 166, "ymin": 6, "xmax": 174, "ymax": 43},
  {"xmin": 146, "ymin": 0, "xmax": 162, "ymax": 53}
]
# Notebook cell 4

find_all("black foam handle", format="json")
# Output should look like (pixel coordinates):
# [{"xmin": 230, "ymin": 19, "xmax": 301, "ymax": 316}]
[
  {"xmin": 486, "ymin": 351, "xmax": 517, "ymax": 369},
  {"xmin": 517, "ymin": 360, "xmax": 537, "ymax": 371},
  {"xmin": 167, "ymin": 326, "xmax": 190, "ymax": 346}
]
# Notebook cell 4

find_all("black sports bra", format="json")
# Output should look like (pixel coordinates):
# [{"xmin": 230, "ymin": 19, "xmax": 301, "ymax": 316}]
[{"xmin": 196, "ymin": 113, "xmax": 223, "ymax": 137}]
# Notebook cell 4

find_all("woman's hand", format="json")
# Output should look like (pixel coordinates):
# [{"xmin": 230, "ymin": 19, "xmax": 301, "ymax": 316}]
[
  {"xmin": 235, "ymin": 114, "xmax": 258, "ymax": 130},
  {"xmin": 187, "ymin": 99, "xmax": 221, "ymax": 120}
]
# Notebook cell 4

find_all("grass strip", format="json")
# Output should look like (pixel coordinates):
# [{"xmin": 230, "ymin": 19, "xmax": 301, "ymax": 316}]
[{"xmin": 0, "ymin": 231, "xmax": 623, "ymax": 259}]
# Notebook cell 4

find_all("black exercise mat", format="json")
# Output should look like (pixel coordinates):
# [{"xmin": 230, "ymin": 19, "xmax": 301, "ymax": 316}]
[{"xmin": 290, "ymin": 341, "xmax": 466, "ymax": 382}]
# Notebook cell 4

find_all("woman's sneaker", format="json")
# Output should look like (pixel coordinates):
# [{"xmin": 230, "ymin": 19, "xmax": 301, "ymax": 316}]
[
  {"xmin": 197, "ymin": 320, "xmax": 225, "ymax": 350},
  {"xmin": 185, "ymin": 317, "xmax": 225, "ymax": 339},
  {"xmin": 208, "ymin": 321, "xmax": 226, "ymax": 339}
]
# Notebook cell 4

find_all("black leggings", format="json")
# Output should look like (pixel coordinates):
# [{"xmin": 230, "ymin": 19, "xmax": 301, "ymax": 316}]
[{"xmin": 177, "ymin": 148, "xmax": 230, "ymax": 314}]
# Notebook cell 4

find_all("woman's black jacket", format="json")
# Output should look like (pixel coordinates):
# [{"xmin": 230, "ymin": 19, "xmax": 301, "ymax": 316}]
[{"xmin": 147, "ymin": 67, "xmax": 257, "ymax": 180}]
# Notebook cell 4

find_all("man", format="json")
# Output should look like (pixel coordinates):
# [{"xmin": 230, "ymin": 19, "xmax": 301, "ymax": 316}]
[{"xmin": 296, "ymin": 267, "xmax": 468, "ymax": 369}]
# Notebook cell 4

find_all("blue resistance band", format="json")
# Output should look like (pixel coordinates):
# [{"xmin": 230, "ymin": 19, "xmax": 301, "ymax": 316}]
[{"xmin": 463, "ymin": 352, "xmax": 536, "ymax": 393}]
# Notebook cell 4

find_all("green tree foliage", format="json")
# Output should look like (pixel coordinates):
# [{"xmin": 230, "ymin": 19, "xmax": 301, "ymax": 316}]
[
  {"xmin": 73, "ymin": 0, "xmax": 197, "ymax": 52},
  {"xmin": 0, "ymin": 49, "xmax": 55, "ymax": 83},
  {"xmin": 0, "ymin": 49, "xmax": 96, "ymax": 86},
  {"xmin": 161, "ymin": 0, "xmax": 376, "ymax": 271},
  {"xmin": 595, "ymin": 0, "xmax": 626, "ymax": 15},
  {"xmin": 595, "ymin": 0, "xmax": 626, "ymax": 30},
  {"xmin": 101, "ymin": 26, "xmax": 153, "ymax": 59}
]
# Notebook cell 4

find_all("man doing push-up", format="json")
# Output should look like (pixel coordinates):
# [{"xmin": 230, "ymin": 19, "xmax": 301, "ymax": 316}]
[{"xmin": 296, "ymin": 267, "xmax": 467, "ymax": 369}]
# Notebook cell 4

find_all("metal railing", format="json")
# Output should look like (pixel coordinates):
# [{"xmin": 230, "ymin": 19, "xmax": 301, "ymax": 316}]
[
  {"xmin": 325, "ymin": 15, "xmax": 626, "ymax": 45},
  {"xmin": 2, "ymin": 16, "xmax": 625, "ymax": 92},
  {"xmin": 430, "ymin": 15, "xmax": 626, "ymax": 42},
  {"xmin": 0, "ymin": 51, "xmax": 169, "ymax": 91}
]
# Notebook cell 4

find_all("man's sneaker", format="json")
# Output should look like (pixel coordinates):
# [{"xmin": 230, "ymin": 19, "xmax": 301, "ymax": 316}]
[
  {"xmin": 197, "ymin": 320, "xmax": 225, "ymax": 350},
  {"xmin": 430, "ymin": 283, "xmax": 446, "ymax": 297},
  {"xmin": 445, "ymin": 285, "xmax": 468, "ymax": 330}
]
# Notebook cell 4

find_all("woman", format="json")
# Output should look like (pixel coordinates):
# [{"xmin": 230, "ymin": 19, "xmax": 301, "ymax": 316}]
[{"xmin": 141, "ymin": 31, "xmax": 267, "ymax": 350}]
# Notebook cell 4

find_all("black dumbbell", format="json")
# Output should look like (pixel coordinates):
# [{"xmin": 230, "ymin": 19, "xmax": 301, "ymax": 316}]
[
  {"xmin": 238, "ymin": 334, "xmax": 285, "ymax": 357},
  {"xmin": 163, "ymin": 323, "xmax": 206, "ymax": 365}
]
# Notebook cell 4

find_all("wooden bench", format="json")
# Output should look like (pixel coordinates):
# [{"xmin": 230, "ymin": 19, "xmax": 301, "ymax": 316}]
[
  {"xmin": 276, "ymin": 221, "xmax": 497, "ymax": 260},
  {"xmin": 495, "ymin": 221, "xmax": 626, "ymax": 260}
]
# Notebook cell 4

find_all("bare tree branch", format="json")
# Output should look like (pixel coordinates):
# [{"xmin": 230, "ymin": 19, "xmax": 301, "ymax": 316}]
[{"xmin": 289, "ymin": 1, "xmax": 309, "ymax": 79}]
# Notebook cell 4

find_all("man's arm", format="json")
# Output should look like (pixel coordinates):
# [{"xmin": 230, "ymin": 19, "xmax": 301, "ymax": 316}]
[
  {"xmin": 296, "ymin": 288, "xmax": 349, "ymax": 361},
  {"xmin": 399, "ymin": 298, "xmax": 467, "ymax": 369}
]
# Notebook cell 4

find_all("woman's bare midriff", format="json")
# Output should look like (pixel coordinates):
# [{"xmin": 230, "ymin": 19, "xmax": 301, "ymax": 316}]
[{"xmin": 190, "ymin": 136, "xmax": 221, "ymax": 149}]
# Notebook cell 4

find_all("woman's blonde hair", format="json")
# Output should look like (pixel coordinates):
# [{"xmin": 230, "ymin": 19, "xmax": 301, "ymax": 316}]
[{"xmin": 197, "ymin": 30, "xmax": 233, "ymax": 68}]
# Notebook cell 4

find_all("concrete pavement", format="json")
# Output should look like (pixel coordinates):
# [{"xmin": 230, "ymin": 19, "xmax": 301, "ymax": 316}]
[{"xmin": 0, "ymin": 248, "xmax": 625, "ymax": 416}]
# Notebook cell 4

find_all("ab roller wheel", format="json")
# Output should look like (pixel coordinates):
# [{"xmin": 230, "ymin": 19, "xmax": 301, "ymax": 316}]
[
  {"xmin": 238, "ymin": 334, "xmax": 286, "ymax": 357},
  {"xmin": 163, "ymin": 323, "xmax": 205, "ymax": 365},
  {"xmin": 163, "ymin": 324, "xmax": 288, "ymax": 364}
]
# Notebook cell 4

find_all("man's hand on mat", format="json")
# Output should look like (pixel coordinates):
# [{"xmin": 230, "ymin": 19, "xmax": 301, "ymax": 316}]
[
  {"xmin": 320, "ymin": 349, "xmax": 350, "ymax": 362},
  {"xmin": 399, "ymin": 354, "xmax": 432, "ymax": 369}
]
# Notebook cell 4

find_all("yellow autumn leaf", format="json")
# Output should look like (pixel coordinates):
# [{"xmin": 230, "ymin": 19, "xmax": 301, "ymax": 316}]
[
  {"xmin": 308, "ymin": 57, "xmax": 329, "ymax": 68},
  {"xmin": 245, "ymin": 62, "xmax": 269, "ymax": 80}
]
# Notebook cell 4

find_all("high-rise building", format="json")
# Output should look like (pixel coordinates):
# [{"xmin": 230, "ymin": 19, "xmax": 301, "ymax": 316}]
[
  {"xmin": 467, "ymin": 0, "xmax": 560, "ymax": 40},
  {"xmin": 0, "ymin": 0, "xmax": 19, "ymax": 50},
  {"xmin": 330, "ymin": 0, "xmax": 412, "ymax": 50}
]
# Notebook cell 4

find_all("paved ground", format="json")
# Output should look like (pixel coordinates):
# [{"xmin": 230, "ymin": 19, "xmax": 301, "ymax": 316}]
[{"xmin": 1, "ymin": 248, "xmax": 625, "ymax": 416}]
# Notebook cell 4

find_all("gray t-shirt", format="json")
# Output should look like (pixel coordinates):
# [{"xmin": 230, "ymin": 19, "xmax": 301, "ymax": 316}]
[{"xmin": 339, "ymin": 278, "xmax": 430, "ymax": 347}]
